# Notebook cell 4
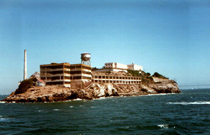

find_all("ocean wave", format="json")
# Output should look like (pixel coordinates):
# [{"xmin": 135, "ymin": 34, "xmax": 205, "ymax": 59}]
[
  {"xmin": 0, "ymin": 115, "xmax": 13, "ymax": 122},
  {"xmin": 94, "ymin": 97, "xmax": 107, "ymax": 100},
  {"xmin": 0, "ymin": 101, "xmax": 6, "ymax": 103},
  {"xmin": 73, "ymin": 98, "xmax": 82, "ymax": 101},
  {"xmin": 0, "ymin": 101, "xmax": 17, "ymax": 104},
  {"xmin": 167, "ymin": 101, "xmax": 210, "ymax": 105},
  {"xmin": 53, "ymin": 109, "xmax": 60, "ymax": 111},
  {"xmin": 148, "ymin": 93, "xmax": 167, "ymax": 96},
  {"xmin": 157, "ymin": 124, "xmax": 176, "ymax": 129},
  {"xmin": 149, "ymin": 93, "xmax": 177, "ymax": 96},
  {"xmin": 38, "ymin": 110, "xmax": 43, "ymax": 112},
  {"xmin": 157, "ymin": 124, "xmax": 169, "ymax": 129}
]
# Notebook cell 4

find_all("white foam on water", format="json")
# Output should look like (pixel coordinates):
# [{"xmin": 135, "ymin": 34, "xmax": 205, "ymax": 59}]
[
  {"xmin": 53, "ymin": 109, "xmax": 60, "ymax": 111},
  {"xmin": 167, "ymin": 101, "xmax": 210, "ymax": 105},
  {"xmin": 0, "ymin": 101, "xmax": 6, "ymax": 103},
  {"xmin": 94, "ymin": 97, "xmax": 107, "ymax": 100},
  {"xmin": 0, "ymin": 118, "xmax": 8, "ymax": 121},
  {"xmin": 0, "ymin": 101, "xmax": 16, "ymax": 104},
  {"xmin": 158, "ymin": 124, "xmax": 169, "ymax": 129},
  {"xmin": 148, "ymin": 93, "xmax": 168, "ymax": 96},
  {"xmin": 73, "ymin": 98, "xmax": 82, "ymax": 101},
  {"xmin": 38, "ymin": 110, "xmax": 43, "ymax": 112},
  {"xmin": 0, "ymin": 115, "xmax": 11, "ymax": 122},
  {"xmin": 69, "ymin": 106, "xmax": 74, "ymax": 108}
]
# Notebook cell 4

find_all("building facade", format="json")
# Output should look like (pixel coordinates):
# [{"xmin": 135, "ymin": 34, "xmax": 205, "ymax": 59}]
[
  {"xmin": 40, "ymin": 63, "xmax": 71, "ymax": 87},
  {"xmin": 40, "ymin": 54, "xmax": 142, "ymax": 88},
  {"xmin": 40, "ymin": 63, "xmax": 92, "ymax": 88},
  {"xmin": 92, "ymin": 73, "xmax": 141, "ymax": 84},
  {"xmin": 70, "ymin": 64, "xmax": 92, "ymax": 89},
  {"xmin": 127, "ymin": 63, "xmax": 143, "ymax": 71},
  {"xmin": 94, "ymin": 62, "xmax": 143, "ymax": 73}
]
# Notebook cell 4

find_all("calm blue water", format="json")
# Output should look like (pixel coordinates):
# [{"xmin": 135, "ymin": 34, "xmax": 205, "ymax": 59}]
[{"xmin": 1, "ymin": 89, "xmax": 210, "ymax": 135}]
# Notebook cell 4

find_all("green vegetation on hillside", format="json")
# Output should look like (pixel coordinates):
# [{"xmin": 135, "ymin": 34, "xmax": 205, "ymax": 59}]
[
  {"xmin": 15, "ymin": 78, "xmax": 36, "ymax": 94},
  {"xmin": 127, "ymin": 70, "xmax": 168, "ymax": 85},
  {"xmin": 127, "ymin": 70, "xmax": 154, "ymax": 85},
  {"xmin": 127, "ymin": 70, "xmax": 140, "ymax": 76},
  {"xmin": 140, "ymin": 71, "xmax": 154, "ymax": 85},
  {"xmin": 152, "ymin": 72, "xmax": 168, "ymax": 79}
]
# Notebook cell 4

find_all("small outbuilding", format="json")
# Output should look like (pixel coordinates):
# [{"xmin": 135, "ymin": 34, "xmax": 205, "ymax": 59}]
[{"xmin": 36, "ymin": 79, "xmax": 45, "ymax": 86}]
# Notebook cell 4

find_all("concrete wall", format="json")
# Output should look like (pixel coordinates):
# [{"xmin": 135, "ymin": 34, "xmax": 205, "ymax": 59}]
[
  {"xmin": 105, "ymin": 62, "xmax": 128, "ymax": 70},
  {"xmin": 115, "ymin": 63, "xmax": 128, "ymax": 69},
  {"xmin": 128, "ymin": 64, "xmax": 143, "ymax": 71}
]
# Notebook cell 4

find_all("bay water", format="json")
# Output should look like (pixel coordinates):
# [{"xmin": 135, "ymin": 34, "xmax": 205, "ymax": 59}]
[{"xmin": 1, "ymin": 89, "xmax": 210, "ymax": 135}]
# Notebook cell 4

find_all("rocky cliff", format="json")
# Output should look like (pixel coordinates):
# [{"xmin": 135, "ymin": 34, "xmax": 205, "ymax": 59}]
[{"xmin": 2, "ymin": 77, "xmax": 180, "ymax": 103}]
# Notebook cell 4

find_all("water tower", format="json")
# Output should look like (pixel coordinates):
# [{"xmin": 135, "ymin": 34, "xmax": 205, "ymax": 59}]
[{"xmin": 81, "ymin": 53, "xmax": 91, "ymax": 66}]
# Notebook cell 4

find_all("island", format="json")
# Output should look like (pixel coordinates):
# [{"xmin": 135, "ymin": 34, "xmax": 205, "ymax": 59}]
[
  {"xmin": 2, "ymin": 70, "xmax": 180, "ymax": 103},
  {"xmin": 2, "ymin": 53, "xmax": 180, "ymax": 103}
]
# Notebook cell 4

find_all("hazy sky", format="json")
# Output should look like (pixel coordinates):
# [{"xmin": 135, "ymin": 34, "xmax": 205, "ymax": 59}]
[{"xmin": 1, "ymin": 0, "xmax": 210, "ymax": 94}]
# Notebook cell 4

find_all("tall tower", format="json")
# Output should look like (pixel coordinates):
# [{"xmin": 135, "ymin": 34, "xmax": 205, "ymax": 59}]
[
  {"xmin": 24, "ymin": 50, "xmax": 27, "ymax": 80},
  {"xmin": 81, "ymin": 53, "xmax": 91, "ymax": 66}
]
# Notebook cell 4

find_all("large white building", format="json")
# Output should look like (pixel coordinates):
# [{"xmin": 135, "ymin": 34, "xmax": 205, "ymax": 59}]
[
  {"xmin": 127, "ymin": 63, "xmax": 143, "ymax": 71},
  {"xmin": 105, "ymin": 62, "xmax": 143, "ymax": 71},
  {"xmin": 94, "ymin": 62, "xmax": 143, "ymax": 73}
]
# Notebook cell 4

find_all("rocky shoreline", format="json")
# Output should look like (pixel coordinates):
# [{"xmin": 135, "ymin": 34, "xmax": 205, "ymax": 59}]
[{"xmin": 2, "ymin": 77, "xmax": 180, "ymax": 103}]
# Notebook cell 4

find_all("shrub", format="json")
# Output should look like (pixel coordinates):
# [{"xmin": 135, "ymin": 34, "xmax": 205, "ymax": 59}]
[
  {"xmin": 127, "ymin": 70, "xmax": 140, "ymax": 76},
  {"xmin": 146, "ymin": 72, "xmax": 151, "ymax": 76},
  {"xmin": 152, "ymin": 72, "xmax": 168, "ymax": 79},
  {"xmin": 91, "ymin": 67, "xmax": 98, "ymax": 71},
  {"xmin": 15, "ymin": 78, "xmax": 36, "ymax": 94}
]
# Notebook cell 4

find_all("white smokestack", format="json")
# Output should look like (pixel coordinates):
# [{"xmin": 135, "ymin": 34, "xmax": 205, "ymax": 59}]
[{"xmin": 24, "ymin": 50, "xmax": 27, "ymax": 80}]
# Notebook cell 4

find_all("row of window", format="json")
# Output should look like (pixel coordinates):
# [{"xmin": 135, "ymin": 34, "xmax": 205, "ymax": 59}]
[
  {"xmin": 40, "ymin": 65, "xmax": 68, "ymax": 69},
  {"xmin": 51, "ymin": 76, "xmax": 71, "ymax": 80},
  {"xmin": 71, "ymin": 76, "xmax": 92, "ymax": 80},
  {"xmin": 42, "ymin": 75, "xmax": 91, "ymax": 80},
  {"xmin": 40, "ymin": 65, "xmax": 91, "ymax": 70},
  {"xmin": 42, "ymin": 76, "xmax": 139, "ymax": 80},
  {"xmin": 70, "ymin": 71, "xmax": 91, "ymax": 74},
  {"xmin": 93, "ymin": 76, "xmax": 141, "ymax": 80},
  {"xmin": 94, "ymin": 80, "xmax": 141, "ymax": 84},
  {"xmin": 46, "ymin": 82, "xmax": 71, "ymax": 86},
  {"xmin": 46, "ymin": 82, "xmax": 64, "ymax": 85},
  {"xmin": 41, "ymin": 71, "xmax": 71, "ymax": 74},
  {"xmin": 42, "ymin": 76, "xmax": 71, "ymax": 80},
  {"xmin": 41, "ymin": 71, "xmax": 91, "ymax": 75},
  {"xmin": 70, "ymin": 65, "xmax": 91, "ymax": 70},
  {"xmin": 46, "ymin": 80, "xmax": 71, "ymax": 85}
]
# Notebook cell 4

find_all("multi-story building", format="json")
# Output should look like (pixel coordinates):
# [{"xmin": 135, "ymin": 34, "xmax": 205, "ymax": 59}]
[
  {"xmin": 70, "ymin": 64, "xmax": 92, "ymax": 89},
  {"xmin": 40, "ymin": 63, "xmax": 92, "ymax": 88},
  {"xmin": 40, "ymin": 63, "xmax": 71, "ymax": 87},
  {"xmin": 92, "ymin": 72, "xmax": 141, "ymax": 84},
  {"xmin": 70, "ymin": 64, "xmax": 92, "ymax": 80},
  {"xmin": 40, "ymin": 53, "xmax": 143, "ymax": 88}
]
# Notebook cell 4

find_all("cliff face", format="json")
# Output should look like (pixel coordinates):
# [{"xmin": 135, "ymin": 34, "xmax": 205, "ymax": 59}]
[{"xmin": 2, "ymin": 77, "xmax": 180, "ymax": 103}]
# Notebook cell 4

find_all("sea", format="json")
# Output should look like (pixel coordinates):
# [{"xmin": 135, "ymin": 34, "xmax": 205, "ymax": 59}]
[{"xmin": 0, "ymin": 89, "xmax": 210, "ymax": 135}]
